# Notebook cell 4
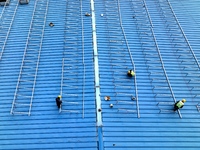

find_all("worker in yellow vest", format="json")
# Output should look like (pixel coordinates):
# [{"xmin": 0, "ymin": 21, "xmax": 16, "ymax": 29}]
[
  {"xmin": 127, "ymin": 70, "xmax": 135, "ymax": 77},
  {"xmin": 174, "ymin": 99, "xmax": 186, "ymax": 111}
]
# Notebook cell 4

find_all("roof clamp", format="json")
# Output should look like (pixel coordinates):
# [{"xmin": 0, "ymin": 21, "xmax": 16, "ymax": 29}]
[{"xmin": 85, "ymin": 12, "xmax": 91, "ymax": 16}]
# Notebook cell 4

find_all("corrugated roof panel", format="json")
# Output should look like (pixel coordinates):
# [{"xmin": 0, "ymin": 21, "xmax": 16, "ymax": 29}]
[
  {"xmin": 1, "ymin": 0, "xmax": 200, "ymax": 149},
  {"xmin": 0, "ymin": 0, "xmax": 97, "ymax": 149},
  {"xmin": 95, "ymin": 0, "xmax": 200, "ymax": 149}
]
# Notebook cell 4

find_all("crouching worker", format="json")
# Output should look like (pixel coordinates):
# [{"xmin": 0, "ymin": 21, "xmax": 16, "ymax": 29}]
[
  {"xmin": 56, "ymin": 95, "xmax": 62, "ymax": 109},
  {"xmin": 174, "ymin": 99, "xmax": 186, "ymax": 111},
  {"xmin": 127, "ymin": 70, "xmax": 135, "ymax": 77}
]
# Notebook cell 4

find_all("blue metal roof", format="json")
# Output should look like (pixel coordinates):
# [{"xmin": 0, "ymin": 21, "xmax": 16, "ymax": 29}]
[
  {"xmin": 0, "ymin": 0, "xmax": 97, "ymax": 149},
  {"xmin": 0, "ymin": 0, "xmax": 200, "ymax": 149}
]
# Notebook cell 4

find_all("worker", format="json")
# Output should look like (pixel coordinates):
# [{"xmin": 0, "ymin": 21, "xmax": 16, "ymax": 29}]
[
  {"xmin": 174, "ymin": 99, "xmax": 186, "ymax": 111},
  {"xmin": 127, "ymin": 70, "xmax": 135, "ymax": 77},
  {"xmin": 56, "ymin": 95, "xmax": 62, "ymax": 109},
  {"xmin": 49, "ymin": 22, "xmax": 54, "ymax": 27}
]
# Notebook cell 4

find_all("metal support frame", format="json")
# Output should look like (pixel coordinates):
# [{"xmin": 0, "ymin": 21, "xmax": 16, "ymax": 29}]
[
  {"xmin": 116, "ymin": 100, "xmax": 136, "ymax": 113},
  {"xmin": 10, "ymin": 0, "xmax": 49, "ymax": 116},
  {"xmin": 117, "ymin": 0, "xmax": 139, "ymax": 118},
  {"xmin": 196, "ymin": 103, "xmax": 200, "ymax": 112},
  {"xmin": 0, "ymin": 0, "xmax": 19, "ymax": 60},
  {"xmin": 157, "ymin": 102, "xmax": 176, "ymax": 113},
  {"xmin": 157, "ymin": 0, "xmax": 199, "ymax": 68},
  {"xmin": 60, "ymin": 0, "xmax": 84, "ymax": 116},
  {"xmin": 129, "ymin": 0, "xmax": 182, "ymax": 118},
  {"xmin": 60, "ymin": 58, "xmax": 79, "ymax": 114},
  {"xmin": 155, "ymin": 0, "xmax": 200, "ymax": 95},
  {"xmin": 80, "ymin": 0, "xmax": 85, "ymax": 119},
  {"xmin": 166, "ymin": 0, "xmax": 200, "ymax": 69},
  {"xmin": 103, "ymin": 0, "xmax": 140, "ymax": 118}
]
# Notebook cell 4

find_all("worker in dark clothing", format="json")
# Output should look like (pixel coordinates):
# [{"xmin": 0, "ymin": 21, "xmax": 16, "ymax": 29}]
[
  {"xmin": 56, "ymin": 95, "xmax": 62, "ymax": 109},
  {"xmin": 49, "ymin": 22, "xmax": 54, "ymax": 27},
  {"xmin": 127, "ymin": 70, "xmax": 135, "ymax": 77},
  {"xmin": 174, "ymin": 99, "xmax": 186, "ymax": 111}
]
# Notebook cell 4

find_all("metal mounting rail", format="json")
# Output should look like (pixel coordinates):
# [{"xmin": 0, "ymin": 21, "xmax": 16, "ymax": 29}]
[
  {"xmin": 142, "ymin": 0, "xmax": 182, "ymax": 118},
  {"xmin": 10, "ymin": 0, "xmax": 49, "ymax": 116},
  {"xmin": 129, "ymin": 0, "xmax": 181, "ymax": 118},
  {"xmin": 143, "ymin": 0, "xmax": 182, "ymax": 118},
  {"xmin": 80, "ymin": 0, "xmax": 85, "ymax": 118},
  {"xmin": 143, "ymin": 0, "xmax": 153, "ymax": 28},
  {"xmin": 0, "ymin": 0, "xmax": 19, "ymax": 60},
  {"xmin": 60, "ymin": 0, "xmax": 81, "ymax": 115},
  {"xmin": 0, "ymin": 1, "xmax": 7, "ymax": 19},
  {"xmin": 166, "ymin": 0, "xmax": 200, "ymax": 69},
  {"xmin": 117, "ymin": 0, "xmax": 139, "ymax": 118}
]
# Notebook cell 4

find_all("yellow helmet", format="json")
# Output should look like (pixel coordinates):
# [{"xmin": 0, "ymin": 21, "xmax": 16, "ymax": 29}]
[
  {"xmin": 128, "ymin": 70, "xmax": 135, "ymax": 76},
  {"xmin": 58, "ymin": 95, "xmax": 62, "ymax": 98},
  {"xmin": 182, "ymin": 99, "xmax": 186, "ymax": 103}
]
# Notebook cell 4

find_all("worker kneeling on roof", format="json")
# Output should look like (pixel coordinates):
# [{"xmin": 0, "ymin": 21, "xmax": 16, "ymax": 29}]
[
  {"xmin": 127, "ymin": 70, "xmax": 135, "ymax": 77},
  {"xmin": 174, "ymin": 99, "xmax": 186, "ymax": 111}
]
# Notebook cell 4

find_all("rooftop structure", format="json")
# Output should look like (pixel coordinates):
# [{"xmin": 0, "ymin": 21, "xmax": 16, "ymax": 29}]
[{"xmin": 0, "ymin": 0, "xmax": 200, "ymax": 149}]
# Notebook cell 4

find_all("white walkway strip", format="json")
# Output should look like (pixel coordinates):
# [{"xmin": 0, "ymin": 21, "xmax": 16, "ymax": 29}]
[{"xmin": 90, "ymin": 0, "xmax": 102, "ymax": 126}]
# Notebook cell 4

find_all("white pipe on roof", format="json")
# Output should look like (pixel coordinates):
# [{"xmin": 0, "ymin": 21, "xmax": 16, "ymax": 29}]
[{"xmin": 90, "ymin": 0, "xmax": 103, "ymax": 126}]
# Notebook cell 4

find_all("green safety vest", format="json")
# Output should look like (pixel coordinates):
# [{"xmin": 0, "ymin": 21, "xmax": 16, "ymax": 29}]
[
  {"xmin": 128, "ymin": 70, "xmax": 135, "ymax": 76},
  {"xmin": 176, "ymin": 101, "xmax": 184, "ymax": 108}
]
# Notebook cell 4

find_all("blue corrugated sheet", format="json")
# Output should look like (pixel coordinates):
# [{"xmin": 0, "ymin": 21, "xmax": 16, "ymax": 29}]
[
  {"xmin": 0, "ymin": 0, "xmax": 200, "ymax": 149},
  {"xmin": 0, "ymin": 0, "xmax": 97, "ymax": 149},
  {"xmin": 95, "ymin": 0, "xmax": 200, "ymax": 149}
]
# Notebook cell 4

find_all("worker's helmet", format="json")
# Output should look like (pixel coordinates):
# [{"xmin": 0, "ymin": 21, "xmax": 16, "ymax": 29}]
[
  {"xmin": 182, "ymin": 99, "xmax": 186, "ymax": 103},
  {"xmin": 58, "ymin": 95, "xmax": 62, "ymax": 98}
]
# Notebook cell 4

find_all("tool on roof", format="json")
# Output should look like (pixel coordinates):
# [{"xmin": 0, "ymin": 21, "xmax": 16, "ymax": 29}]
[
  {"xmin": 19, "ymin": 0, "xmax": 29, "ymax": 5},
  {"xmin": 104, "ymin": 96, "xmax": 110, "ymax": 101}
]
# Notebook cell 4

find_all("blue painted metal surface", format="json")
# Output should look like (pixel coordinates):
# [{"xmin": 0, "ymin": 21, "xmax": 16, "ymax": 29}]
[
  {"xmin": 95, "ymin": 0, "xmax": 200, "ymax": 149},
  {"xmin": 0, "ymin": 0, "xmax": 97, "ymax": 149},
  {"xmin": 0, "ymin": 0, "xmax": 200, "ymax": 149}
]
